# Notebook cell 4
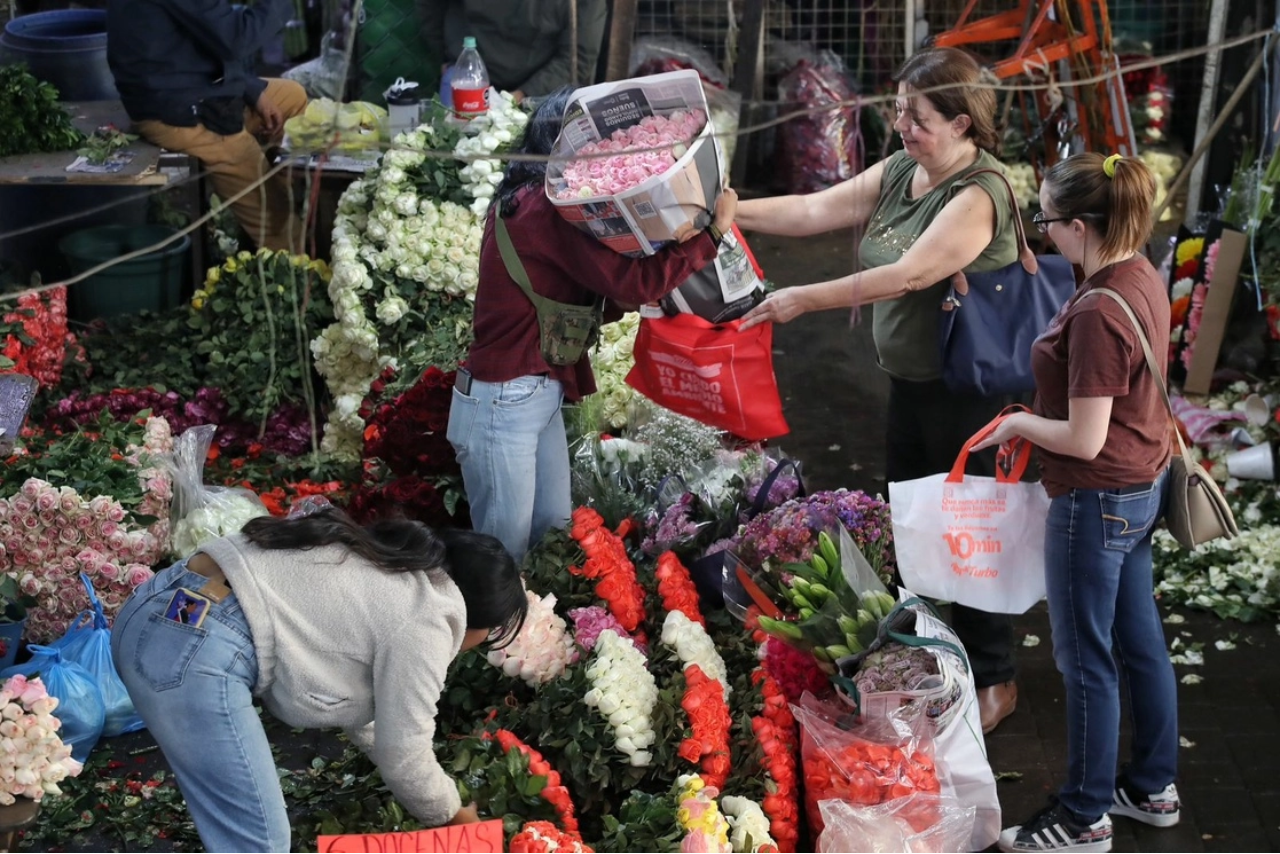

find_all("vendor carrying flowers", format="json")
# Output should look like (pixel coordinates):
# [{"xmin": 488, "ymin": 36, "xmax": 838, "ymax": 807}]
[
  {"xmin": 447, "ymin": 88, "xmax": 738, "ymax": 561},
  {"xmin": 110, "ymin": 506, "xmax": 528, "ymax": 852}
]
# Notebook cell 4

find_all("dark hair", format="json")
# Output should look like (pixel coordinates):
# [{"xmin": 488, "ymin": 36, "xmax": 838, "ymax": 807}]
[
  {"xmin": 1042, "ymin": 153, "xmax": 1157, "ymax": 257},
  {"xmin": 241, "ymin": 509, "xmax": 527, "ymax": 647},
  {"xmin": 495, "ymin": 87, "xmax": 573, "ymax": 217},
  {"xmin": 894, "ymin": 47, "xmax": 1001, "ymax": 156}
]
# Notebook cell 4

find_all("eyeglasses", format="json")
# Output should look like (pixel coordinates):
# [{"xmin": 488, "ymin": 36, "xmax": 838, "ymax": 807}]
[{"xmin": 1032, "ymin": 211, "xmax": 1072, "ymax": 233}]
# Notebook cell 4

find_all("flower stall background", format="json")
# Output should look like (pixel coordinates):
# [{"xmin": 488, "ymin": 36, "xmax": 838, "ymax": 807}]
[{"xmin": 1, "ymin": 81, "xmax": 1280, "ymax": 851}]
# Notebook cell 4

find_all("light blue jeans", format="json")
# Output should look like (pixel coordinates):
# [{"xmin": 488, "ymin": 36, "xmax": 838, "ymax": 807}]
[
  {"xmin": 447, "ymin": 373, "xmax": 572, "ymax": 561},
  {"xmin": 111, "ymin": 561, "xmax": 287, "ymax": 853},
  {"xmin": 1045, "ymin": 468, "xmax": 1178, "ymax": 822}
]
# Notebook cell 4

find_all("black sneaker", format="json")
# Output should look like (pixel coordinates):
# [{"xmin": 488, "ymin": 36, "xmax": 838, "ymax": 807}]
[
  {"xmin": 998, "ymin": 800, "xmax": 1113, "ymax": 853},
  {"xmin": 1112, "ymin": 779, "xmax": 1181, "ymax": 827}
]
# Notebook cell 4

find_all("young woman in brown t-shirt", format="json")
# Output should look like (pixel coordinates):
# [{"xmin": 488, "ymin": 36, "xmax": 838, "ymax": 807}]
[{"xmin": 974, "ymin": 154, "xmax": 1180, "ymax": 853}]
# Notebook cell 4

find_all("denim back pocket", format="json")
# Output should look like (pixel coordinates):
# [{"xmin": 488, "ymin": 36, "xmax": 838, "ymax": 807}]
[
  {"xmin": 133, "ymin": 612, "xmax": 207, "ymax": 692},
  {"xmin": 1098, "ymin": 483, "xmax": 1163, "ymax": 553}
]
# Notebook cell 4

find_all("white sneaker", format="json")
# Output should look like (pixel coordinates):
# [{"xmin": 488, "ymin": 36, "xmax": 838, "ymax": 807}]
[
  {"xmin": 998, "ymin": 800, "xmax": 1113, "ymax": 852},
  {"xmin": 1111, "ymin": 780, "xmax": 1181, "ymax": 828}
]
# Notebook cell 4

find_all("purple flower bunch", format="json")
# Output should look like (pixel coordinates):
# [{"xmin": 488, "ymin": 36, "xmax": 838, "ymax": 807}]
[
  {"xmin": 734, "ymin": 489, "xmax": 895, "ymax": 576},
  {"xmin": 46, "ymin": 389, "xmax": 318, "ymax": 457},
  {"xmin": 640, "ymin": 493, "xmax": 706, "ymax": 555},
  {"xmin": 742, "ymin": 458, "xmax": 803, "ymax": 516},
  {"xmin": 568, "ymin": 605, "xmax": 645, "ymax": 655}
]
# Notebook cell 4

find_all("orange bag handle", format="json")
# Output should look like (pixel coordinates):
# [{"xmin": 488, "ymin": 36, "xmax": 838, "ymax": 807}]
[{"xmin": 946, "ymin": 405, "xmax": 1034, "ymax": 484}]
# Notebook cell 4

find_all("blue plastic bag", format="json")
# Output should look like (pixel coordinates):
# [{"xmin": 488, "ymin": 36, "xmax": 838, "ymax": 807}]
[
  {"xmin": 51, "ymin": 574, "xmax": 146, "ymax": 737},
  {"xmin": 0, "ymin": 645, "xmax": 105, "ymax": 763}
]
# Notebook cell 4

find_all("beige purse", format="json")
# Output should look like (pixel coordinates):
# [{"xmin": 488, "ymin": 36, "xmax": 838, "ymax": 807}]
[{"xmin": 1089, "ymin": 288, "xmax": 1239, "ymax": 549}]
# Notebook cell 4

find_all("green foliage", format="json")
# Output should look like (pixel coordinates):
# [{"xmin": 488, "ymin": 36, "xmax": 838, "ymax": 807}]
[
  {"xmin": 595, "ymin": 789, "xmax": 683, "ymax": 853},
  {"xmin": 451, "ymin": 735, "xmax": 561, "ymax": 837},
  {"xmin": 58, "ymin": 308, "xmax": 204, "ymax": 399},
  {"xmin": 0, "ymin": 410, "xmax": 158, "ymax": 520},
  {"xmin": 0, "ymin": 64, "xmax": 85, "ymax": 157},
  {"xmin": 520, "ymin": 526, "xmax": 598, "ymax": 614},
  {"xmin": 189, "ymin": 250, "xmax": 333, "ymax": 426}
]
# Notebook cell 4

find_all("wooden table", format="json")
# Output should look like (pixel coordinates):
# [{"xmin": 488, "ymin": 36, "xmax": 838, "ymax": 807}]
[
  {"xmin": 0, "ymin": 100, "xmax": 204, "ymax": 287},
  {"xmin": 0, "ymin": 100, "xmax": 174, "ymax": 187}
]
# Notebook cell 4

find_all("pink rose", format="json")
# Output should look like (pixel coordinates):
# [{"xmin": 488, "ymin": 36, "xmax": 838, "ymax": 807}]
[
  {"xmin": 11, "ymin": 498, "xmax": 32, "ymax": 516},
  {"xmin": 88, "ymin": 541, "xmax": 106, "ymax": 554},
  {"xmin": 19, "ymin": 515, "xmax": 38, "ymax": 532},
  {"xmin": 131, "ymin": 536, "xmax": 152, "ymax": 558},
  {"xmin": 106, "ymin": 531, "xmax": 128, "ymax": 552},
  {"xmin": 26, "ymin": 548, "xmax": 44, "ymax": 564},
  {"xmin": 98, "ymin": 521, "xmax": 119, "ymax": 538},
  {"xmin": 37, "ymin": 511, "xmax": 56, "ymax": 529},
  {"xmin": 36, "ymin": 536, "xmax": 51, "ymax": 551},
  {"xmin": 106, "ymin": 506, "xmax": 125, "ymax": 523},
  {"xmin": 58, "ymin": 492, "xmax": 80, "ymax": 514},
  {"xmin": 126, "ymin": 566, "xmax": 153, "ymax": 587},
  {"xmin": 18, "ymin": 575, "xmax": 40, "ymax": 597},
  {"xmin": 75, "ymin": 548, "xmax": 102, "ymax": 565},
  {"xmin": 18, "ymin": 482, "xmax": 39, "ymax": 500},
  {"xmin": 57, "ymin": 587, "xmax": 81, "ymax": 607},
  {"xmin": 60, "ymin": 556, "xmax": 78, "ymax": 573},
  {"xmin": 35, "ymin": 492, "xmax": 57, "ymax": 513},
  {"xmin": 97, "ymin": 563, "xmax": 120, "ymax": 582},
  {"xmin": 73, "ymin": 513, "xmax": 94, "ymax": 530},
  {"xmin": 4, "ymin": 539, "xmax": 20, "ymax": 555},
  {"xmin": 88, "ymin": 496, "xmax": 113, "ymax": 520},
  {"xmin": 58, "ymin": 527, "xmax": 81, "ymax": 547}
]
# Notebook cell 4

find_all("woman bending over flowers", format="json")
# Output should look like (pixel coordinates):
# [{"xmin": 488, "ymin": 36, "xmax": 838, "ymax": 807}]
[
  {"xmin": 448, "ymin": 87, "xmax": 737, "ymax": 561},
  {"xmin": 111, "ymin": 507, "xmax": 527, "ymax": 852}
]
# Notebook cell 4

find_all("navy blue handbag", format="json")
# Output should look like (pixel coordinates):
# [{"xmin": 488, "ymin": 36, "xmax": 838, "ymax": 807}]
[{"xmin": 937, "ymin": 168, "xmax": 1078, "ymax": 397}]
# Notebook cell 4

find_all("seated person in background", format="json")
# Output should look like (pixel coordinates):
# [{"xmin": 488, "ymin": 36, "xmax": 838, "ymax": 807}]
[
  {"xmin": 421, "ymin": 0, "xmax": 608, "ymax": 103},
  {"xmin": 107, "ymin": 0, "xmax": 308, "ymax": 251}
]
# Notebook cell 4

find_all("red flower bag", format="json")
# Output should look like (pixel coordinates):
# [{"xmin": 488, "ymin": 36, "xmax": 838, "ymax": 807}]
[{"xmin": 625, "ymin": 314, "xmax": 789, "ymax": 441}]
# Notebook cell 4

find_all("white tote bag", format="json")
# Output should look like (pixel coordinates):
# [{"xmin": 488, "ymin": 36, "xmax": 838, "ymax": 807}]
[{"xmin": 889, "ymin": 413, "xmax": 1049, "ymax": 614}]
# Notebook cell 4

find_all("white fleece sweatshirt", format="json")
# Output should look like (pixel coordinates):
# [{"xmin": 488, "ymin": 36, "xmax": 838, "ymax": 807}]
[{"xmin": 199, "ymin": 533, "xmax": 466, "ymax": 826}]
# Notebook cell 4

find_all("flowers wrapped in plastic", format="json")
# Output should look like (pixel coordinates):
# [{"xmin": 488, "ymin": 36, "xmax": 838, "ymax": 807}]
[{"xmin": 166, "ymin": 425, "xmax": 268, "ymax": 557}]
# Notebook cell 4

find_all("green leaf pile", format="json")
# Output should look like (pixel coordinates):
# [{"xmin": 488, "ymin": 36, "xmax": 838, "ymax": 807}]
[{"xmin": 0, "ymin": 63, "xmax": 85, "ymax": 157}]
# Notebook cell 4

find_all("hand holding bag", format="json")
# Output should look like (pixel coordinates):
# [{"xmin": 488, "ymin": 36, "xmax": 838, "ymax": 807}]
[
  {"xmin": 938, "ymin": 168, "xmax": 1077, "ymax": 396},
  {"xmin": 1087, "ymin": 288, "xmax": 1239, "ymax": 549},
  {"xmin": 888, "ymin": 408, "xmax": 1050, "ymax": 614},
  {"xmin": 625, "ymin": 313, "xmax": 789, "ymax": 440}
]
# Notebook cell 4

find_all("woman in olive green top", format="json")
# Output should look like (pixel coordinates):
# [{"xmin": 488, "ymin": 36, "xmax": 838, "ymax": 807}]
[{"xmin": 738, "ymin": 47, "xmax": 1022, "ymax": 734}]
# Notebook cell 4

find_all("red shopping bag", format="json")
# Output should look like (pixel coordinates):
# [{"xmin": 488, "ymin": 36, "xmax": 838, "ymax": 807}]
[{"xmin": 626, "ymin": 313, "xmax": 789, "ymax": 440}]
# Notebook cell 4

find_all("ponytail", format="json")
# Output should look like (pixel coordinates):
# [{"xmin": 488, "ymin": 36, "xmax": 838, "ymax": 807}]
[{"xmin": 1042, "ymin": 152, "xmax": 1157, "ymax": 257}]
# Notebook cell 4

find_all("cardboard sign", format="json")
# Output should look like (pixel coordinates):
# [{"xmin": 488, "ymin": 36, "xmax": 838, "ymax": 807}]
[
  {"xmin": 1183, "ymin": 226, "xmax": 1248, "ymax": 395},
  {"xmin": 317, "ymin": 819, "xmax": 504, "ymax": 853}
]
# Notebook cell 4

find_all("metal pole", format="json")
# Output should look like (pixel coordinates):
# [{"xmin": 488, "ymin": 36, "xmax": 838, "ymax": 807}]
[{"xmin": 1185, "ymin": 0, "xmax": 1231, "ymax": 226}]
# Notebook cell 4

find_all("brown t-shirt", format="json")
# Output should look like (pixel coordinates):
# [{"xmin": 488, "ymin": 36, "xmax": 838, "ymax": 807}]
[{"xmin": 1031, "ymin": 255, "xmax": 1172, "ymax": 497}]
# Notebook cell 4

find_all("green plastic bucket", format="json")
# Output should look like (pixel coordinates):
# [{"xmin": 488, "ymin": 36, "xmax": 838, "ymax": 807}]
[{"xmin": 58, "ymin": 224, "xmax": 190, "ymax": 321}]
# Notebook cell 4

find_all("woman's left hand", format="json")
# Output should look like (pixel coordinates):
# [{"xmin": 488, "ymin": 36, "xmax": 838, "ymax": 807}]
[
  {"xmin": 739, "ymin": 288, "xmax": 807, "ymax": 331},
  {"xmin": 969, "ymin": 413, "xmax": 1027, "ymax": 453}
]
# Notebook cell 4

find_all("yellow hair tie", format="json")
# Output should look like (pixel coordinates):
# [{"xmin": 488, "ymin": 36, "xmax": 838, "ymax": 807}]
[{"xmin": 1103, "ymin": 153, "xmax": 1123, "ymax": 178}]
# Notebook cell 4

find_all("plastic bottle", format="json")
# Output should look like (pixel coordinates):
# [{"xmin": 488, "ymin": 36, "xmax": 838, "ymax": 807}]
[{"xmin": 451, "ymin": 36, "xmax": 490, "ymax": 119}]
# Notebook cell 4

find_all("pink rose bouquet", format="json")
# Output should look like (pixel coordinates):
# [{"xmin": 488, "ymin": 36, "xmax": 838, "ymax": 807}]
[
  {"xmin": 0, "ymin": 674, "xmax": 83, "ymax": 805},
  {"xmin": 555, "ymin": 110, "xmax": 707, "ymax": 200}
]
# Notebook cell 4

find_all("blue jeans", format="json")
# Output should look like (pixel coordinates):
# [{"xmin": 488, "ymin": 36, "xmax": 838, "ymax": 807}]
[
  {"xmin": 447, "ymin": 373, "xmax": 572, "ymax": 560},
  {"xmin": 111, "ymin": 561, "xmax": 288, "ymax": 853},
  {"xmin": 1045, "ymin": 468, "xmax": 1178, "ymax": 822}
]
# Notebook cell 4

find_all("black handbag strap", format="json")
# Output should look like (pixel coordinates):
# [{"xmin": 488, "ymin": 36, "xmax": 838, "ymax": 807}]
[
  {"xmin": 747, "ymin": 458, "xmax": 805, "ymax": 519},
  {"xmin": 946, "ymin": 166, "xmax": 1040, "ymax": 296},
  {"xmin": 1085, "ymin": 287, "xmax": 1193, "ymax": 467}
]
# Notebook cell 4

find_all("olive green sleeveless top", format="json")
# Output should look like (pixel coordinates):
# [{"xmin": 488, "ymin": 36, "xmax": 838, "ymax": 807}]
[{"xmin": 861, "ymin": 149, "xmax": 1019, "ymax": 381}]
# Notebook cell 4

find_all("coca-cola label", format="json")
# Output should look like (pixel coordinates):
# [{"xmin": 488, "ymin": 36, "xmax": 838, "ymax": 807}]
[{"xmin": 453, "ymin": 87, "xmax": 489, "ymax": 116}]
